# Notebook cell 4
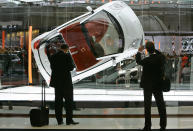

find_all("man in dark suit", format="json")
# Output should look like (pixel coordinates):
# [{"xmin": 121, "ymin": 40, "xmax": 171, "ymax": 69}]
[
  {"xmin": 47, "ymin": 44, "xmax": 79, "ymax": 125},
  {"xmin": 136, "ymin": 41, "xmax": 166, "ymax": 131}
]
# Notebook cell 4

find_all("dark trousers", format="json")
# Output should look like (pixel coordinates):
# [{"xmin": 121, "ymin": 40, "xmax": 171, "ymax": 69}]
[
  {"xmin": 143, "ymin": 89, "xmax": 167, "ymax": 128},
  {"xmin": 54, "ymin": 88, "xmax": 73, "ymax": 124}
]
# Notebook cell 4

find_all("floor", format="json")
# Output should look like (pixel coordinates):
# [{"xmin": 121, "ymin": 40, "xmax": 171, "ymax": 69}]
[{"xmin": 0, "ymin": 106, "xmax": 193, "ymax": 129}]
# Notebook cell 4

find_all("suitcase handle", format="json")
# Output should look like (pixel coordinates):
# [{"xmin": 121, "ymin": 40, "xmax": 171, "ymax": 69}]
[{"xmin": 41, "ymin": 80, "xmax": 46, "ymax": 107}]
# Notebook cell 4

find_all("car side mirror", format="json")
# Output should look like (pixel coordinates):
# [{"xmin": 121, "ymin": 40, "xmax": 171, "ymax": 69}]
[
  {"xmin": 112, "ymin": 57, "xmax": 117, "ymax": 67},
  {"xmin": 86, "ymin": 6, "xmax": 94, "ymax": 14}
]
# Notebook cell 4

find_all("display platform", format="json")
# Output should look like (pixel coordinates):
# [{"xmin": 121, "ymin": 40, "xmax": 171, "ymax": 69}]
[{"xmin": 0, "ymin": 86, "xmax": 193, "ymax": 107}]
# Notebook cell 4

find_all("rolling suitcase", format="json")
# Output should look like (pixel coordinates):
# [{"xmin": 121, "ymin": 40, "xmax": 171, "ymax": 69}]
[{"xmin": 30, "ymin": 80, "xmax": 49, "ymax": 127}]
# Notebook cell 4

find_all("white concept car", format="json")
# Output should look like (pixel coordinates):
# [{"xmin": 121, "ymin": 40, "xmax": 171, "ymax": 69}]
[{"xmin": 31, "ymin": 1, "xmax": 144, "ymax": 85}]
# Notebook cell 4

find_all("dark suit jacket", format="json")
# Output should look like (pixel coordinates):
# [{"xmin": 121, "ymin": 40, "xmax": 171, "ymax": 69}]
[
  {"xmin": 47, "ymin": 50, "xmax": 75, "ymax": 96},
  {"xmin": 136, "ymin": 50, "xmax": 165, "ymax": 91}
]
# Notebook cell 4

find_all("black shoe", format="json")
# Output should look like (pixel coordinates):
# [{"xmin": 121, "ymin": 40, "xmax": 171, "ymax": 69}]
[
  {"xmin": 160, "ymin": 127, "xmax": 166, "ymax": 131},
  {"xmin": 58, "ymin": 122, "xmax": 64, "ymax": 125},
  {"xmin": 140, "ymin": 127, "xmax": 151, "ymax": 131},
  {"xmin": 66, "ymin": 120, "xmax": 79, "ymax": 125}
]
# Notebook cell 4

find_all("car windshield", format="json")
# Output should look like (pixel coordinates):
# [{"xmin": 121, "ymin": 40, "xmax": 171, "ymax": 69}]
[{"xmin": 82, "ymin": 10, "xmax": 124, "ymax": 58}]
